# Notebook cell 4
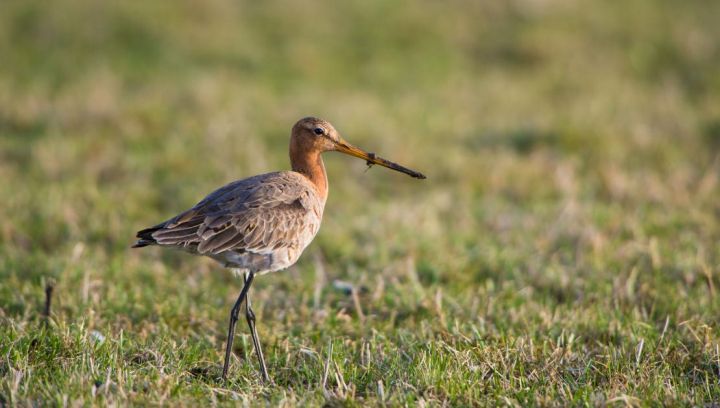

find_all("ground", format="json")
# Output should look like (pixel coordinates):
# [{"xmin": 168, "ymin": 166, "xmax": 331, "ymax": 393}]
[{"xmin": 1, "ymin": 0, "xmax": 720, "ymax": 406}]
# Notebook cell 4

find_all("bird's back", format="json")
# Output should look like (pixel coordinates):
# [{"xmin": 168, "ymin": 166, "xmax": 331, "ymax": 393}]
[{"xmin": 134, "ymin": 171, "xmax": 325, "ymax": 274}]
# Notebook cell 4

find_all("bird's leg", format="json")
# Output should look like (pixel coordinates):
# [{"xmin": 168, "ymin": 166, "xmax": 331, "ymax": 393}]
[
  {"xmin": 222, "ymin": 271, "xmax": 255, "ymax": 380},
  {"xmin": 245, "ymin": 272, "xmax": 270, "ymax": 383}
]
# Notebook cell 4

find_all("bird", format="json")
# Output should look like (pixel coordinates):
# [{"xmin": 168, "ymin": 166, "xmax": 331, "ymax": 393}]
[{"xmin": 132, "ymin": 117, "xmax": 425, "ymax": 382}]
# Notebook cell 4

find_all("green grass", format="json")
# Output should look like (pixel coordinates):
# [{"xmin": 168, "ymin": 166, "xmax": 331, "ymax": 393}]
[{"xmin": 2, "ymin": 0, "xmax": 720, "ymax": 405}]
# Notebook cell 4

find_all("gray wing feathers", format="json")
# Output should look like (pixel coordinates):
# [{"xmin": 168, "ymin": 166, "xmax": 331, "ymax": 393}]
[{"xmin": 148, "ymin": 172, "xmax": 321, "ymax": 256}]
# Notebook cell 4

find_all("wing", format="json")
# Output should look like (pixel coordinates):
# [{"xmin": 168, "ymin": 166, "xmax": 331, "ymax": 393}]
[{"xmin": 136, "ymin": 172, "xmax": 322, "ymax": 256}]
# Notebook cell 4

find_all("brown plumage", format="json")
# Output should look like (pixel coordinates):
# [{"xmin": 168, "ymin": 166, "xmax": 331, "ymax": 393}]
[
  {"xmin": 133, "ymin": 117, "xmax": 425, "ymax": 382},
  {"xmin": 133, "ymin": 172, "xmax": 324, "ymax": 274}
]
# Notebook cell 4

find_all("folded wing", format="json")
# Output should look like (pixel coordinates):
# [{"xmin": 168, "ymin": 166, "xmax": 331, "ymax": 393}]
[{"xmin": 134, "ymin": 172, "xmax": 322, "ymax": 257}]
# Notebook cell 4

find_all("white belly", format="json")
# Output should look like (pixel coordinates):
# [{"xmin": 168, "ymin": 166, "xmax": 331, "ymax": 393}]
[{"xmin": 220, "ymin": 247, "xmax": 300, "ymax": 275}]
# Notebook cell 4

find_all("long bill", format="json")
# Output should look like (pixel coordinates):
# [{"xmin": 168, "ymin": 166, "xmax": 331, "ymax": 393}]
[{"xmin": 334, "ymin": 139, "xmax": 426, "ymax": 179}]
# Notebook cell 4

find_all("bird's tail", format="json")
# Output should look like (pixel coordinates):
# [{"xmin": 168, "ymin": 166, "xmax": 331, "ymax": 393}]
[{"xmin": 131, "ymin": 226, "xmax": 161, "ymax": 248}]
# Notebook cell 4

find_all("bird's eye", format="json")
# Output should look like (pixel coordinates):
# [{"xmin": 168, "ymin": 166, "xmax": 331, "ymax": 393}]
[{"xmin": 313, "ymin": 127, "xmax": 324, "ymax": 135}]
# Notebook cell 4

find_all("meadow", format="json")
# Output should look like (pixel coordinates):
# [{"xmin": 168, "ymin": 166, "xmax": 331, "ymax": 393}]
[{"xmin": 1, "ymin": 0, "xmax": 720, "ymax": 405}]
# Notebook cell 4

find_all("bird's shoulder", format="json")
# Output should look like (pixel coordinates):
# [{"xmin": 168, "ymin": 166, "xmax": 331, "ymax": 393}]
[{"xmin": 189, "ymin": 171, "xmax": 320, "ymax": 214}]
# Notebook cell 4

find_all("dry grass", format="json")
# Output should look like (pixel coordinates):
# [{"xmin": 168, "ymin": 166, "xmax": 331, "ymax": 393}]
[{"xmin": 1, "ymin": 0, "xmax": 720, "ymax": 405}]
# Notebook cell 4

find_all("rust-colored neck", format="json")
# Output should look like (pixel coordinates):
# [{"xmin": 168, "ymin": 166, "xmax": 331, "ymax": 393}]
[{"xmin": 290, "ymin": 145, "xmax": 328, "ymax": 202}]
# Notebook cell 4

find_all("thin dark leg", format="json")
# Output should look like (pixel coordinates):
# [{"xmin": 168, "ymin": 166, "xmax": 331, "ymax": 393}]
[
  {"xmin": 222, "ymin": 271, "xmax": 255, "ymax": 380},
  {"xmin": 245, "ymin": 277, "xmax": 270, "ymax": 382}
]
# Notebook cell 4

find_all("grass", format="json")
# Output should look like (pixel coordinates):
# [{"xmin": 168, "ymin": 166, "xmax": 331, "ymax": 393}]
[{"xmin": 1, "ymin": 0, "xmax": 720, "ymax": 405}]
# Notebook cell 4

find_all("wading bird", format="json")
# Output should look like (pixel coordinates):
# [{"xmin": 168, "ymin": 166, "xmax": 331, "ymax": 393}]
[{"xmin": 132, "ymin": 117, "xmax": 425, "ymax": 381}]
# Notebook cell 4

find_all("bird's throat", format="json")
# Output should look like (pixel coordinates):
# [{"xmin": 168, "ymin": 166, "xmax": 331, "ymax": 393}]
[{"xmin": 291, "ymin": 150, "xmax": 328, "ymax": 202}]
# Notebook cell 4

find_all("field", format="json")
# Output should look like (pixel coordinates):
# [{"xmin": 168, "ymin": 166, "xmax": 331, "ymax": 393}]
[{"xmin": 2, "ymin": 0, "xmax": 720, "ymax": 405}]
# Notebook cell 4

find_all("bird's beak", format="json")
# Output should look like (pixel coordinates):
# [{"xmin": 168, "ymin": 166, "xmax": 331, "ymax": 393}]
[{"xmin": 333, "ymin": 138, "xmax": 426, "ymax": 179}]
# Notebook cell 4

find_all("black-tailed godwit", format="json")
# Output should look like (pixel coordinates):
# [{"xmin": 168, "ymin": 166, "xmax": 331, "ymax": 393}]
[{"xmin": 133, "ymin": 117, "xmax": 425, "ymax": 381}]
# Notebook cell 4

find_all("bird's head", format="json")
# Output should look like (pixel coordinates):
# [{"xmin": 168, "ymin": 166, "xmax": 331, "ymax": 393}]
[{"xmin": 291, "ymin": 117, "xmax": 426, "ymax": 179}]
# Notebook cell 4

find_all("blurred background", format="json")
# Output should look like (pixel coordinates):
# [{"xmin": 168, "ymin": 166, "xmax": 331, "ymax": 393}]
[{"xmin": 1, "ymin": 0, "xmax": 719, "ymax": 404}]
